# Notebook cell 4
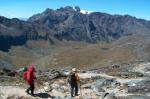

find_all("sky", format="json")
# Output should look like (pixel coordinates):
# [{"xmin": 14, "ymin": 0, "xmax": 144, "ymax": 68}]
[{"xmin": 0, "ymin": 0, "xmax": 150, "ymax": 20}]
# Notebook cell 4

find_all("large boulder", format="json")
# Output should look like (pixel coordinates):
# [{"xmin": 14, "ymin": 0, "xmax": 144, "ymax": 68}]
[
  {"xmin": 37, "ymin": 69, "xmax": 64, "ymax": 81},
  {"xmin": 125, "ymin": 79, "xmax": 150, "ymax": 93},
  {"xmin": 91, "ymin": 79, "xmax": 111, "ymax": 95}
]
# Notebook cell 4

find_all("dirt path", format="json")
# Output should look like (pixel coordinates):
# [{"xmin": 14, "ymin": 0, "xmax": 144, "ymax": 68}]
[
  {"xmin": 79, "ymin": 72, "xmax": 144, "ymax": 83},
  {"xmin": 0, "ymin": 85, "xmax": 98, "ymax": 99},
  {"xmin": 0, "ymin": 86, "xmax": 34, "ymax": 99}
]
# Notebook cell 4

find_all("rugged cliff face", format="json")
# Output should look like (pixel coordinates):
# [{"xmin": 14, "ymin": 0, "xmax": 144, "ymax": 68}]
[
  {"xmin": 0, "ymin": 6, "xmax": 150, "ymax": 51},
  {"xmin": 0, "ymin": 16, "xmax": 49, "ymax": 51}
]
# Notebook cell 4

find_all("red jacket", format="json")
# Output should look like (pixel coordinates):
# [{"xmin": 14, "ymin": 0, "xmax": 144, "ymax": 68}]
[{"xmin": 26, "ymin": 65, "xmax": 36, "ymax": 85}]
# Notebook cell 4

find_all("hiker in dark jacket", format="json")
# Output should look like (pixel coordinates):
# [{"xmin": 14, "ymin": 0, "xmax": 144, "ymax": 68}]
[
  {"xmin": 23, "ymin": 64, "xmax": 36, "ymax": 96},
  {"xmin": 68, "ymin": 68, "xmax": 80, "ymax": 97}
]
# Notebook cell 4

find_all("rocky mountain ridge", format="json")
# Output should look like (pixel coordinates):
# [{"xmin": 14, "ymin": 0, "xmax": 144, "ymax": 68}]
[{"xmin": 0, "ymin": 6, "xmax": 150, "ymax": 51}]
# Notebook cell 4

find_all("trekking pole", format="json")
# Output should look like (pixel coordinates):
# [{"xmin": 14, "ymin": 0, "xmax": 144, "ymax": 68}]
[
  {"xmin": 79, "ymin": 82, "xmax": 82, "ymax": 97},
  {"xmin": 66, "ymin": 81, "xmax": 70, "ymax": 94}
]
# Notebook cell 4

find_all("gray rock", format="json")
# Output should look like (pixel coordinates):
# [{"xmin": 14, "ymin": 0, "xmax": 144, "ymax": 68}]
[
  {"xmin": 125, "ymin": 79, "xmax": 150, "ymax": 93},
  {"xmin": 111, "ymin": 81, "xmax": 121, "ymax": 88},
  {"xmin": 82, "ymin": 83, "xmax": 92, "ymax": 89},
  {"xmin": 54, "ymin": 96, "xmax": 71, "ymax": 99},
  {"xmin": 64, "ymin": 96, "xmax": 72, "ymax": 99},
  {"xmin": 92, "ymin": 85, "xmax": 105, "ymax": 93},
  {"xmin": 101, "ymin": 92, "xmax": 117, "ymax": 99},
  {"xmin": 38, "ymin": 69, "xmax": 64, "ymax": 81},
  {"xmin": 118, "ymin": 95, "xmax": 150, "ymax": 99},
  {"xmin": 56, "ymin": 87, "xmax": 66, "ymax": 93},
  {"xmin": 91, "ymin": 78, "xmax": 114, "ymax": 94},
  {"xmin": 54, "ymin": 96, "xmax": 63, "ymax": 99},
  {"xmin": 95, "ymin": 78, "xmax": 114, "ymax": 87},
  {"xmin": 91, "ymin": 79, "xmax": 106, "ymax": 94}
]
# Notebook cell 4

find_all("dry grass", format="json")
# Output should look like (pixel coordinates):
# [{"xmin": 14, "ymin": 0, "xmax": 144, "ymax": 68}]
[
  {"xmin": 55, "ymin": 43, "xmax": 136, "ymax": 69},
  {"xmin": 1, "ymin": 34, "xmax": 150, "ymax": 70}
]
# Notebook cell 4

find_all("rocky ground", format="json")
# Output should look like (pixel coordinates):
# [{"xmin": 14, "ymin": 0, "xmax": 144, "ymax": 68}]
[{"xmin": 1, "ymin": 62, "xmax": 150, "ymax": 99}]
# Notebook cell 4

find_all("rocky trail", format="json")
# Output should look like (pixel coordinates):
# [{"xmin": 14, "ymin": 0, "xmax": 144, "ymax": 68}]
[{"xmin": 1, "ymin": 63, "xmax": 150, "ymax": 99}]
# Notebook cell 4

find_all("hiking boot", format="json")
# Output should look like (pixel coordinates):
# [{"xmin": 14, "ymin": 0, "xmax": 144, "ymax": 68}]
[
  {"xmin": 31, "ymin": 94, "xmax": 36, "ymax": 97},
  {"xmin": 71, "ymin": 95, "xmax": 74, "ymax": 97},
  {"xmin": 75, "ymin": 94, "xmax": 79, "ymax": 96},
  {"xmin": 26, "ymin": 91, "xmax": 30, "ymax": 95}
]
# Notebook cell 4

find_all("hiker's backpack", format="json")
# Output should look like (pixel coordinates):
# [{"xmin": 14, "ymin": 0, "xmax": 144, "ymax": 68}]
[
  {"xmin": 23, "ymin": 71, "xmax": 28, "ymax": 81},
  {"xmin": 67, "ymin": 73, "xmax": 76, "ymax": 85},
  {"xmin": 20, "ymin": 67, "xmax": 28, "ymax": 81}
]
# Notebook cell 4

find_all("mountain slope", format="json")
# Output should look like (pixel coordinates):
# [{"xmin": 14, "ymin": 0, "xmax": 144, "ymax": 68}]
[
  {"xmin": 0, "ymin": 6, "xmax": 150, "ymax": 51},
  {"xmin": 28, "ymin": 6, "xmax": 150, "ymax": 42}
]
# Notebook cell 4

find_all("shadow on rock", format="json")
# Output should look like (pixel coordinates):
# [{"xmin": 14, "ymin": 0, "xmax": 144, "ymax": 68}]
[{"xmin": 35, "ymin": 92, "xmax": 54, "ymax": 98}]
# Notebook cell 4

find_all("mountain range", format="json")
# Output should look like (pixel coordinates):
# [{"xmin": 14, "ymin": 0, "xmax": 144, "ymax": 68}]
[
  {"xmin": 0, "ymin": 6, "xmax": 150, "ymax": 51},
  {"xmin": 0, "ymin": 6, "xmax": 150, "ymax": 69}
]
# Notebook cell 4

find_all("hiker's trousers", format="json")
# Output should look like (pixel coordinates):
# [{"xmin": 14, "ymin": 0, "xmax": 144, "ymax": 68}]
[
  {"xmin": 27, "ymin": 83, "xmax": 35, "ymax": 95},
  {"xmin": 70, "ymin": 83, "xmax": 78, "ymax": 97}
]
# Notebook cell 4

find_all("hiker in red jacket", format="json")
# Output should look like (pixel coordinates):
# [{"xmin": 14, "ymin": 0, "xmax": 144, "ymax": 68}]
[{"xmin": 24, "ymin": 64, "xmax": 36, "ymax": 96}]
